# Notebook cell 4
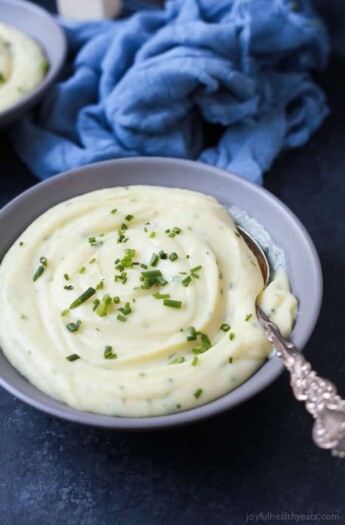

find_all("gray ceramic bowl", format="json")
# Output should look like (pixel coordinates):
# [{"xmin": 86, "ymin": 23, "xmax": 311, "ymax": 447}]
[
  {"xmin": 0, "ymin": 0, "xmax": 66, "ymax": 128},
  {"xmin": 0, "ymin": 158, "xmax": 323, "ymax": 429}
]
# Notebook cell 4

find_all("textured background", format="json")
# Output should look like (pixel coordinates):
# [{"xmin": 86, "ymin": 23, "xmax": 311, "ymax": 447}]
[{"xmin": 0, "ymin": 1, "xmax": 345, "ymax": 524}]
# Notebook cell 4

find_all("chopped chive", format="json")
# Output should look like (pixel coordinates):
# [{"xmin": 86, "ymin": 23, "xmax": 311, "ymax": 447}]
[
  {"xmin": 229, "ymin": 357, "xmax": 233, "ymax": 363},
  {"xmin": 194, "ymin": 388, "xmax": 203, "ymax": 399},
  {"xmin": 125, "ymin": 214, "xmax": 134, "ymax": 222},
  {"xmin": 163, "ymin": 299, "xmax": 182, "ymax": 309},
  {"xmin": 121, "ymin": 223, "xmax": 128, "ymax": 231},
  {"xmin": 66, "ymin": 320, "xmax": 81, "ymax": 333},
  {"xmin": 64, "ymin": 274, "xmax": 70, "ymax": 281},
  {"xmin": 92, "ymin": 299, "xmax": 100, "ymax": 311},
  {"xmin": 79, "ymin": 266, "xmax": 86, "ymax": 274},
  {"xmin": 170, "ymin": 356, "xmax": 185, "ymax": 365},
  {"xmin": 152, "ymin": 293, "xmax": 170, "ymax": 300},
  {"xmin": 150, "ymin": 253, "xmax": 159, "ymax": 267},
  {"xmin": 114, "ymin": 271, "xmax": 127, "ymax": 285},
  {"xmin": 235, "ymin": 231, "xmax": 241, "ymax": 238},
  {"xmin": 89, "ymin": 258, "xmax": 96, "ymax": 264},
  {"xmin": 182, "ymin": 276, "xmax": 192, "ymax": 287},
  {"xmin": 169, "ymin": 252, "xmax": 178, "ymax": 262},
  {"xmin": 200, "ymin": 333, "xmax": 211, "ymax": 350},
  {"xmin": 97, "ymin": 294, "xmax": 112, "ymax": 317},
  {"xmin": 141, "ymin": 270, "xmax": 162, "ymax": 278},
  {"xmin": 220, "ymin": 323, "xmax": 230, "ymax": 332},
  {"xmin": 245, "ymin": 314, "xmax": 253, "ymax": 321},
  {"xmin": 104, "ymin": 345, "xmax": 118, "ymax": 360},
  {"xmin": 149, "ymin": 232, "xmax": 156, "ymax": 238},
  {"xmin": 159, "ymin": 251, "xmax": 168, "ymax": 260},
  {"xmin": 69, "ymin": 287, "xmax": 96, "ymax": 309},
  {"xmin": 156, "ymin": 276, "xmax": 168, "ymax": 286},
  {"xmin": 117, "ymin": 314, "xmax": 127, "ymax": 322},
  {"xmin": 111, "ymin": 208, "xmax": 117, "ymax": 214},
  {"xmin": 172, "ymin": 227, "xmax": 182, "ymax": 234},
  {"xmin": 118, "ymin": 302, "xmax": 132, "ymax": 316},
  {"xmin": 61, "ymin": 309, "xmax": 70, "ymax": 317},
  {"xmin": 66, "ymin": 354, "xmax": 80, "ymax": 362},
  {"xmin": 96, "ymin": 280, "xmax": 104, "ymax": 290},
  {"xmin": 19, "ymin": 242, "xmax": 24, "ymax": 247},
  {"xmin": 113, "ymin": 296, "xmax": 120, "ymax": 304},
  {"xmin": 192, "ymin": 346, "xmax": 205, "ymax": 355},
  {"xmin": 64, "ymin": 285, "xmax": 74, "ymax": 291},
  {"xmin": 33, "ymin": 256, "xmax": 48, "ymax": 281},
  {"xmin": 229, "ymin": 332, "xmax": 235, "ymax": 341},
  {"xmin": 192, "ymin": 356, "xmax": 199, "ymax": 367}
]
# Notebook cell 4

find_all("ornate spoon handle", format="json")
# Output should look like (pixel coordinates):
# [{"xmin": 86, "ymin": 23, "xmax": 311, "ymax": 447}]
[{"xmin": 256, "ymin": 305, "xmax": 345, "ymax": 457}]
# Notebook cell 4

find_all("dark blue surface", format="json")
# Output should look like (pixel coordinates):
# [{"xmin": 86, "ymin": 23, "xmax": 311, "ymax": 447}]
[{"xmin": 0, "ymin": 2, "xmax": 345, "ymax": 524}]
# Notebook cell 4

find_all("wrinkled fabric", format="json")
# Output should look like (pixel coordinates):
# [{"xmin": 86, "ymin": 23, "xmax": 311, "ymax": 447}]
[{"xmin": 10, "ymin": 0, "xmax": 330, "ymax": 184}]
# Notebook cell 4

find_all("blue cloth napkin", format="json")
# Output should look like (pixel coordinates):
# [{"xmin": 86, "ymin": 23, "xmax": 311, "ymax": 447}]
[{"xmin": 10, "ymin": 0, "xmax": 330, "ymax": 184}]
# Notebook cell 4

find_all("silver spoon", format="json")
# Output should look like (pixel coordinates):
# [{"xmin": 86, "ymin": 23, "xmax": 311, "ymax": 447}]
[{"xmin": 237, "ymin": 226, "xmax": 345, "ymax": 458}]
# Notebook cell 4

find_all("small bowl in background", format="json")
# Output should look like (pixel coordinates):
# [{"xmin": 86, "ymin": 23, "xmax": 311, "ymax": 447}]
[{"xmin": 0, "ymin": 0, "xmax": 67, "ymax": 128}]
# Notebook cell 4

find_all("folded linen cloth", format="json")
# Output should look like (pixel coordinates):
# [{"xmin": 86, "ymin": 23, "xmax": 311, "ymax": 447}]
[{"xmin": 10, "ymin": 0, "xmax": 330, "ymax": 184}]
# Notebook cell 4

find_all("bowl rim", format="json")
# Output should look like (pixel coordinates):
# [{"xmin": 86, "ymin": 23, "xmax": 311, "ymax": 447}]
[
  {"xmin": 0, "ymin": 0, "xmax": 67, "ymax": 122},
  {"xmin": 0, "ymin": 157, "xmax": 323, "ymax": 429}
]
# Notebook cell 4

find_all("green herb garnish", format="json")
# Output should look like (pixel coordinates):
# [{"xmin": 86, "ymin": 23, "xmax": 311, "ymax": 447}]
[
  {"xmin": 169, "ymin": 252, "xmax": 178, "ymax": 262},
  {"xmin": 170, "ymin": 356, "xmax": 185, "ymax": 365},
  {"xmin": 245, "ymin": 314, "xmax": 253, "ymax": 321},
  {"xmin": 194, "ymin": 388, "xmax": 203, "ymax": 399},
  {"xmin": 152, "ymin": 293, "xmax": 170, "ymax": 300},
  {"xmin": 191, "ymin": 265, "xmax": 202, "ymax": 279},
  {"xmin": 66, "ymin": 320, "xmax": 81, "ymax": 333},
  {"xmin": 64, "ymin": 285, "xmax": 74, "ymax": 291},
  {"xmin": 104, "ymin": 345, "xmax": 118, "ymax": 360},
  {"xmin": 229, "ymin": 332, "xmax": 235, "ymax": 341},
  {"xmin": 117, "ymin": 314, "xmax": 127, "ymax": 323},
  {"xmin": 181, "ymin": 276, "xmax": 192, "ymax": 287},
  {"xmin": 125, "ymin": 214, "xmax": 134, "ymax": 222},
  {"xmin": 78, "ymin": 266, "xmax": 86, "ymax": 274},
  {"xmin": 97, "ymin": 294, "xmax": 112, "ymax": 317},
  {"xmin": 69, "ymin": 287, "xmax": 96, "ymax": 309},
  {"xmin": 150, "ymin": 253, "xmax": 159, "ymax": 267},
  {"xmin": 33, "ymin": 257, "xmax": 48, "ymax": 282},
  {"xmin": 140, "ymin": 269, "xmax": 167, "ymax": 289},
  {"xmin": 41, "ymin": 58, "xmax": 50, "ymax": 75},
  {"xmin": 163, "ymin": 299, "xmax": 182, "ymax": 309},
  {"xmin": 111, "ymin": 209, "xmax": 117, "ymax": 214},
  {"xmin": 66, "ymin": 353, "xmax": 80, "ymax": 362},
  {"xmin": 220, "ymin": 323, "xmax": 230, "ymax": 332},
  {"xmin": 96, "ymin": 280, "xmax": 104, "ymax": 290},
  {"xmin": 118, "ymin": 302, "xmax": 132, "ymax": 316},
  {"xmin": 92, "ymin": 299, "xmax": 100, "ymax": 311},
  {"xmin": 192, "ymin": 356, "xmax": 199, "ymax": 367}
]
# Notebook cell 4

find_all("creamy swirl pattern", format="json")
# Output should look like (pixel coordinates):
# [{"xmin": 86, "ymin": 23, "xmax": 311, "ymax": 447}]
[{"xmin": 0, "ymin": 186, "xmax": 297, "ymax": 416}]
